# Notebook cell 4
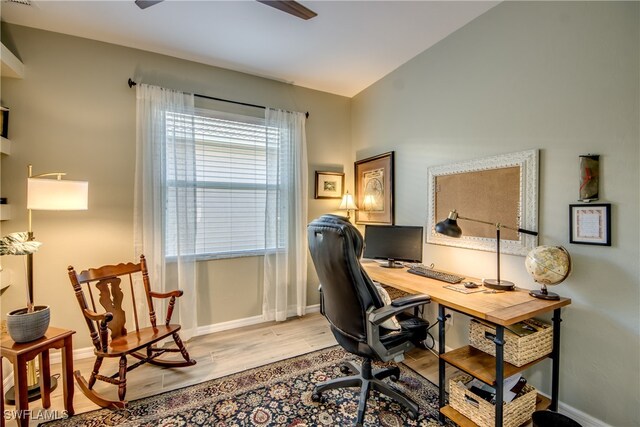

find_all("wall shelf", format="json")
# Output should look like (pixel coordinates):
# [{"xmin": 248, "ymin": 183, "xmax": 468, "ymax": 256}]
[
  {"xmin": 1, "ymin": 136, "xmax": 11, "ymax": 155},
  {"xmin": 0, "ymin": 205, "xmax": 11, "ymax": 221},
  {"xmin": 1, "ymin": 42, "xmax": 25, "ymax": 79}
]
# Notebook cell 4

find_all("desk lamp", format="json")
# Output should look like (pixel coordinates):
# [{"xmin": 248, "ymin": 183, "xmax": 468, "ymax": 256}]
[
  {"xmin": 4, "ymin": 165, "xmax": 88, "ymax": 405},
  {"xmin": 435, "ymin": 210, "xmax": 538, "ymax": 291},
  {"xmin": 338, "ymin": 191, "xmax": 358, "ymax": 219}
]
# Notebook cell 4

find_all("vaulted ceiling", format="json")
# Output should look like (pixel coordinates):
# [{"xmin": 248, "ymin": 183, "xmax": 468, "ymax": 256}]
[{"xmin": 1, "ymin": 1, "xmax": 498, "ymax": 97}]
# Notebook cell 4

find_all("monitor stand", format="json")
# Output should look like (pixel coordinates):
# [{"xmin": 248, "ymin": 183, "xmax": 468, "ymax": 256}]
[{"xmin": 380, "ymin": 259, "xmax": 404, "ymax": 268}]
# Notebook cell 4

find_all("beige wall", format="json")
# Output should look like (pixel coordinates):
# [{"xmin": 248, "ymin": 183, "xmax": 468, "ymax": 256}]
[
  {"xmin": 0, "ymin": 24, "xmax": 351, "ymax": 344},
  {"xmin": 351, "ymin": 2, "xmax": 639, "ymax": 425}
]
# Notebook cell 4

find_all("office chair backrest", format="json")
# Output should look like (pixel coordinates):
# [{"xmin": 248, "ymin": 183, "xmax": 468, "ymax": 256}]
[{"xmin": 308, "ymin": 215, "xmax": 384, "ymax": 346}]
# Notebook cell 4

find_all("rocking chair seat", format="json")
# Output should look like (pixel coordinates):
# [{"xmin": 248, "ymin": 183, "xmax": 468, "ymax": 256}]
[{"xmin": 103, "ymin": 324, "xmax": 182, "ymax": 356}]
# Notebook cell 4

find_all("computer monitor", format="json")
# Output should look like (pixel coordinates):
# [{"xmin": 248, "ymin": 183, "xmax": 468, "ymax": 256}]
[{"xmin": 363, "ymin": 225, "xmax": 423, "ymax": 268}]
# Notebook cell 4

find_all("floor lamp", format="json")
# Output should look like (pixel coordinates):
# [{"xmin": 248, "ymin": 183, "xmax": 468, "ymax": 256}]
[
  {"xmin": 435, "ymin": 210, "xmax": 538, "ymax": 291},
  {"xmin": 5, "ymin": 164, "xmax": 88, "ymax": 404}
]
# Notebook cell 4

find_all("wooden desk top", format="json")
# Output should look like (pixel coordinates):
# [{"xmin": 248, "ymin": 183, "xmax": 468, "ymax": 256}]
[{"xmin": 362, "ymin": 261, "xmax": 570, "ymax": 325}]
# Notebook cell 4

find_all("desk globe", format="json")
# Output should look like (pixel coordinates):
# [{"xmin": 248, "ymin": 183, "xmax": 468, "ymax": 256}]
[{"xmin": 525, "ymin": 246, "xmax": 571, "ymax": 300}]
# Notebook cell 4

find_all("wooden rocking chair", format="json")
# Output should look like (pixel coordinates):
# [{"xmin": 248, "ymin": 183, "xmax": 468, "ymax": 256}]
[{"xmin": 67, "ymin": 255, "xmax": 196, "ymax": 409}]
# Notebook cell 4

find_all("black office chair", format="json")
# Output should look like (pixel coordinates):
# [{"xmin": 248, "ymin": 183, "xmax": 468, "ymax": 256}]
[{"xmin": 307, "ymin": 214, "xmax": 431, "ymax": 426}]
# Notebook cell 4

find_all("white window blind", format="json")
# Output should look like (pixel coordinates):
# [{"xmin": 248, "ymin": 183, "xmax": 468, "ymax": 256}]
[{"xmin": 166, "ymin": 109, "xmax": 279, "ymax": 258}]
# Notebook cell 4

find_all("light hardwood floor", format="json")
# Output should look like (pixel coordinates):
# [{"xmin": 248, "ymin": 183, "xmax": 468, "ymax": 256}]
[{"xmin": 4, "ymin": 313, "xmax": 458, "ymax": 426}]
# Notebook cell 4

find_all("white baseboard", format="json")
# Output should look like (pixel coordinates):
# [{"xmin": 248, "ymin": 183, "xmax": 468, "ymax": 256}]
[
  {"xmin": 195, "ymin": 314, "xmax": 266, "ymax": 337},
  {"xmin": 46, "ymin": 304, "xmax": 322, "ymax": 365},
  {"xmin": 536, "ymin": 390, "xmax": 612, "ymax": 427}
]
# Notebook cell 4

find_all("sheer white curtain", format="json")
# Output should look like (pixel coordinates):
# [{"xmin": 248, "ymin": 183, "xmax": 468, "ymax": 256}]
[
  {"xmin": 263, "ymin": 108, "xmax": 308, "ymax": 321},
  {"xmin": 134, "ymin": 83, "xmax": 197, "ymax": 340}
]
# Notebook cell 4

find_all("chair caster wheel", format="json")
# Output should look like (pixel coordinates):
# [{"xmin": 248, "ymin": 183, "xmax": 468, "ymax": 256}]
[
  {"xmin": 339, "ymin": 364, "xmax": 351, "ymax": 374},
  {"xmin": 390, "ymin": 366, "xmax": 401, "ymax": 382},
  {"xmin": 311, "ymin": 392, "xmax": 325, "ymax": 403},
  {"xmin": 407, "ymin": 410, "xmax": 418, "ymax": 420}
]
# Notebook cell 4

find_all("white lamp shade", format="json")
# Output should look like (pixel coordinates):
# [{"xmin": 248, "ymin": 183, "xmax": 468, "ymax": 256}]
[
  {"xmin": 28, "ymin": 178, "xmax": 88, "ymax": 210},
  {"xmin": 339, "ymin": 192, "xmax": 359, "ymax": 211}
]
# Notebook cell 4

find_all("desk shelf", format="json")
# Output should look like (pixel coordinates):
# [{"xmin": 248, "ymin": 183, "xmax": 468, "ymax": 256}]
[
  {"xmin": 441, "ymin": 345, "xmax": 549, "ymax": 386},
  {"xmin": 440, "ymin": 394, "xmax": 551, "ymax": 427}
]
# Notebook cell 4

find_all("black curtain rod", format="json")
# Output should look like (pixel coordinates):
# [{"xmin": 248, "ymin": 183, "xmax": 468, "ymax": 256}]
[{"xmin": 128, "ymin": 79, "xmax": 309, "ymax": 119}]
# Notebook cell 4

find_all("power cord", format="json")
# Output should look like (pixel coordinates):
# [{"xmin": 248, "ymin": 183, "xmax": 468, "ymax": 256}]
[{"xmin": 418, "ymin": 313, "xmax": 451, "ymax": 357}]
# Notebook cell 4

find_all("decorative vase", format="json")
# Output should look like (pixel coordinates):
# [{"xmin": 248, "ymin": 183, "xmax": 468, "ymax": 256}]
[{"xmin": 6, "ymin": 305, "xmax": 50, "ymax": 343}]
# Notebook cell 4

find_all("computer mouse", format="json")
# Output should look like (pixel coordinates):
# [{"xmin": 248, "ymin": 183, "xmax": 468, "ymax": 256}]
[{"xmin": 463, "ymin": 282, "xmax": 479, "ymax": 289}]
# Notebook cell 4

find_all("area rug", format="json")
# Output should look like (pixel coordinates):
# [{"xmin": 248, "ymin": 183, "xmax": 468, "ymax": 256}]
[{"xmin": 41, "ymin": 346, "xmax": 446, "ymax": 427}]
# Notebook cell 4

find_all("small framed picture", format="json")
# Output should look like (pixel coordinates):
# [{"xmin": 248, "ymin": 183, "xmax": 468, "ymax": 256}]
[
  {"xmin": 315, "ymin": 171, "xmax": 344, "ymax": 199},
  {"xmin": 570, "ymin": 203, "xmax": 611, "ymax": 246}
]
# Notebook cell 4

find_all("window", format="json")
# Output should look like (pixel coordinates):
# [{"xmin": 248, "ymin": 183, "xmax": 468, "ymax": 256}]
[{"xmin": 165, "ymin": 109, "xmax": 279, "ymax": 259}]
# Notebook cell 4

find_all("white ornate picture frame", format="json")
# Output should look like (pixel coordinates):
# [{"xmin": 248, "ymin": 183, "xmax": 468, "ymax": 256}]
[{"xmin": 426, "ymin": 149, "xmax": 539, "ymax": 256}]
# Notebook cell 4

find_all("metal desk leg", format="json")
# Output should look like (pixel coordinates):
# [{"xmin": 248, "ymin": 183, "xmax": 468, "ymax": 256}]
[
  {"xmin": 551, "ymin": 308, "xmax": 562, "ymax": 411},
  {"xmin": 438, "ymin": 304, "xmax": 446, "ymax": 422},
  {"xmin": 494, "ymin": 325, "xmax": 505, "ymax": 427}
]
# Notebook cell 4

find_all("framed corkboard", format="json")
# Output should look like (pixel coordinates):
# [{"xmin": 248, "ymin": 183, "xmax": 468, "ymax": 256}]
[{"xmin": 426, "ymin": 149, "xmax": 539, "ymax": 256}]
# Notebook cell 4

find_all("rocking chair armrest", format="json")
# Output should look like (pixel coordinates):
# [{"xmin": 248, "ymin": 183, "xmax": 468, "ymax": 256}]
[
  {"xmin": 149, "ymin": 290, "xmax": 184, "ymax": 299},
  {"xmin": 83, "ymin": 308, "xmax": 114, "ymax": 323}
]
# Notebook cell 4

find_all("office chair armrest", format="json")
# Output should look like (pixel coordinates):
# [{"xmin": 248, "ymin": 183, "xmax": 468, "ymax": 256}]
[
  {"xmin": 368, "ymin": 294, "xmax": 430, "ymax": 326},
  {"xmin": 390, "ymin": 294, "xmax": 431, "ymax": 307}
]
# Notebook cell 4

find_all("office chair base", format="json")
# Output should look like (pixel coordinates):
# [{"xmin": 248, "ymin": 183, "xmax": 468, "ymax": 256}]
[{"xmin": 312, "ymin": 358, "xmax": 418, "ymax": 426}]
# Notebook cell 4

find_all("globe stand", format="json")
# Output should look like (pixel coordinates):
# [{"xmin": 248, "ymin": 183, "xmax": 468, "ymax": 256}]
[{"xmin": 529, "ymin": 284, "xmax": 560, "ymax": 300}]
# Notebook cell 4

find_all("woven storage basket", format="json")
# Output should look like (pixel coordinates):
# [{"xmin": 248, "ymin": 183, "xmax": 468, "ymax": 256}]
[
  {"xmin": 469, "ymin": 319, "xmax": 552, "ymax": 367},
  {"xmin": 449, "ymin": 374, "xmax": 537, "ymax": 427}
]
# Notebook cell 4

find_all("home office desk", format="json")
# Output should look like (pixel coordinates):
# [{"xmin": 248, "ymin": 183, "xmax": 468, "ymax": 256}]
[{"xmin": 361, "ymin": 261, "xmax": 571, "ymax": 427}]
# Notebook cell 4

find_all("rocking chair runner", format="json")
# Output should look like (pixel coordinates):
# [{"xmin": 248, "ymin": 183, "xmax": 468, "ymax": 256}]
[{"xmin": 67, "ymin": 255, "xmax": 196, "ymax": 409}]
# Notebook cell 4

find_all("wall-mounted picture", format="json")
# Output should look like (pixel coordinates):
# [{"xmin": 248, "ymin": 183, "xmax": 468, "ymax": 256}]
[
  {"xmin": 570, "ymin": 203, "xmax": 611, "ymax": 246},
  {"xmin": 579, "ymin": 154, "xmax": 599, "ymax": 202},
  {"xmin": 314, "ymin": 171, "xmax": 344, "ymax": 199},
  {"xmin": 355, "ymin": 151, "xmax": 394, "ymax": 225}
]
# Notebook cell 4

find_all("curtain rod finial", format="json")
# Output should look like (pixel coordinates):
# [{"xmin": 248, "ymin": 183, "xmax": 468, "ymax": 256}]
[{"xmin": 128, "ymin": 78, "xmax": 137, "ymax": 88}]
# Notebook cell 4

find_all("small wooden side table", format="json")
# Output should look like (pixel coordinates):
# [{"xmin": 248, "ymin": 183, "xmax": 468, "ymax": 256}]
[{"xmin": 1, "ymin": 327, "xmax": 75, "ymax": 427}]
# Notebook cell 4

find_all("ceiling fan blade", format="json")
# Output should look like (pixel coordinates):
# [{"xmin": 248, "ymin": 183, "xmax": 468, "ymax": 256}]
[
  {"xmin": 135, "ymin": 0, "xmax": 164, "ymax": 10},
  {"xmin": 256, "ymin": 0, "xmax": 317, "ymax": 20}
]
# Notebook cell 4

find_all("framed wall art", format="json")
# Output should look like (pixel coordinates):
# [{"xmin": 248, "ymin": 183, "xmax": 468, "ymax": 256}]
[
  {"xmin": 578, "ymin": 154, "xmax": 599, "ymax": 202},
  {"xmin": 570, "ymin": 203, "xmax": 611, "ymax": 246},
  {"xmin": 354, "ymin": 151, "xmax": 394, "ymax": 225},
  {"xmin": 314, "ymin": 171, "xmax": 344, "ymax": 199}
]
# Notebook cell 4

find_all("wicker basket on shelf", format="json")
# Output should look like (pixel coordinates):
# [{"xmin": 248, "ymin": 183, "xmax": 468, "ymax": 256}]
[
  {"xmin": 469, "ymin": 319, "xmax": 552, "ymax": 367},
  {"xmin": 449, "ymin": 374, "xmax": 537, "ymax": 427}
]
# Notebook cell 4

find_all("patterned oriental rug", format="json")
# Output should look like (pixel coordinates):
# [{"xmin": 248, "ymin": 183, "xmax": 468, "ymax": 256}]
[{"xmin": 41, "ymin": 346, "xmax": 445, "ymax": 427}]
